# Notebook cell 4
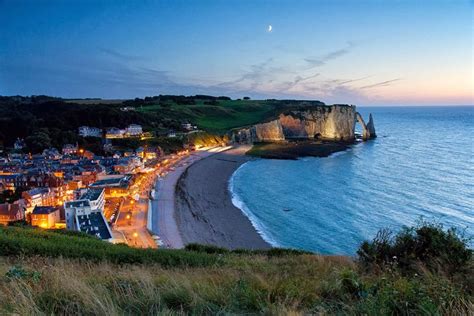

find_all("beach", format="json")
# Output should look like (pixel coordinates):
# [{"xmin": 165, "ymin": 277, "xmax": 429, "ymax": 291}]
[
  {"xmin": 175, "ymin": 146, "xmax": 271, "ymax": 249},
  {"xmin": 150, "ymin": 148, "xmax": 228, "ymax": 248}
]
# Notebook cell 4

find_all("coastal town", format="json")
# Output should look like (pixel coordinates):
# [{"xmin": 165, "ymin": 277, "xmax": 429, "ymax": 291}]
[{"xmin": 0, "ymin": 122, "xmax": 219, "ymax": 248}]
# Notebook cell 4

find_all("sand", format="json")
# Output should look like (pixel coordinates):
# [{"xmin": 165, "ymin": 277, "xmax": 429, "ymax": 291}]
[{"xmin": 175, "ymin": 146, "xmax": 271, "ymax": 250}]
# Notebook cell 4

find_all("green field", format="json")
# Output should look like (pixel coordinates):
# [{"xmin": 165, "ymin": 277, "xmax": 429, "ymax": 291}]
[
  {"xmin": 138, "ymin": 99, "xmax": 325, "ymax": 134},
  {"xmin": 138, "ymin": 99, "xmax": 277, "ymax": 133}
]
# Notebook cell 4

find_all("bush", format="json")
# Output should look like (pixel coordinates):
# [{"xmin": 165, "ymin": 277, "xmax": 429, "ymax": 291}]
[
  {"xmin": 357, "ymin": 222, "xmax": 472, "ymax": 275},
  {"xmin": 185, "ymin": 243, "xmax": 230, "ymax": 254}
]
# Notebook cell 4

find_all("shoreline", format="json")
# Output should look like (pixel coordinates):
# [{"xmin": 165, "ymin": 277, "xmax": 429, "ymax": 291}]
[
  {"xmin": 150, "ymin": 147, "xmax": 230, "ymax": 248},
  {"xmin": 175, "ymin": 146, "xmax": 271, "ymax": 250}
]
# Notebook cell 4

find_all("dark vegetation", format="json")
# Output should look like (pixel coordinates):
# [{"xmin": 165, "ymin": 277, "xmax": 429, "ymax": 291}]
[
  {"xmin": 247, "ymin": 140, "xmax": 350, "ymax": 159},
  {"xmin": 0, "ymin": 188, "xmax": 26, "ymax": 204},
  {"xmin": 0, "ymin": 223, "xmax": 471, "ymax": 314}
]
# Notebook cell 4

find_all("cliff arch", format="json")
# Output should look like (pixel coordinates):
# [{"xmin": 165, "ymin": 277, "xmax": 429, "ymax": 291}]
[{"xmin": 355, "ymin": 112, "xmax": 376, "ymax": 141}]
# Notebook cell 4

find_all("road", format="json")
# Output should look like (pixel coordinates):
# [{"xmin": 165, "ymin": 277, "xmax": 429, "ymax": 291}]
[
  {"xmin": 114, "ymin": 196, "xmax": 157, "ymax": 248},
  {"xmin": 150, "ymin": 147, "xmax": 231, "ymax": 248}
]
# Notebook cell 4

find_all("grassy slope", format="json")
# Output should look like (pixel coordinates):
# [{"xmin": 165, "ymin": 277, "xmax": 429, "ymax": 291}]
[
  {"xmin": 138, "ymin": 99, "xmax": 294, "ymax": 134},
  {"xmin": 0, "ymin": 226, "xmax": 472, "ymax": 315}
]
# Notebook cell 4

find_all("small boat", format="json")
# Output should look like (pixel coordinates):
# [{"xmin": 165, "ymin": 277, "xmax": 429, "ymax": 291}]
[{"xmin": 283, "ymin": 208, "xmax": 292, "ymax": 212}]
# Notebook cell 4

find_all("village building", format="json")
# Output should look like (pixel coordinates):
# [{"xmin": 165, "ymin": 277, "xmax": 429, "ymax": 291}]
[
  {"xmin": 31, "ymin": 206, "xmax": 60, "ymax": 228},
  {"xmin": 62, "ymin": 143, "xmax": 78, "ymax": 155},
  {"xmin": 0, "ymin": 202, "xmax": 25, "ymax": 225},
  {"xmin": 78, "ymin": 126, "xmax": 102, "ymax": 138},
  {"xmin": 64, "ymin": 188, "xmax": 112, "ymax": 241},
  {"xmin": 125, "ymin": 124, "xmax": 143, "ymax": 136}
]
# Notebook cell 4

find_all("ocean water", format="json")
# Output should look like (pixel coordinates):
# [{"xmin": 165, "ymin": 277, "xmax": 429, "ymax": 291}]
[{"xmin": 230, "ymin": 106, "xmax": 474, "ymax": 254}]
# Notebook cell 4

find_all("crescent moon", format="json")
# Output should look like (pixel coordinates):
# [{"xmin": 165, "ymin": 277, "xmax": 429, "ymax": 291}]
[{"xmin": 268, "ymin": 25, "xmax": 272, "ymax": 32}]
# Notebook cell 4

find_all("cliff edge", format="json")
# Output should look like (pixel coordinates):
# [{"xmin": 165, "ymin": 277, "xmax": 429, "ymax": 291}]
[{"xmin": 232, "ymin": 104, "xmax": 376, "ymax": 143}]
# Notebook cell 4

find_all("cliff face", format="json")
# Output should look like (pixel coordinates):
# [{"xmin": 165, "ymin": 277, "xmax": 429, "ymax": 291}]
[
  {"xmin": 232, "ymin": 105, "xmax": 375, "ymax": 143},
  {"xmin": 279, "ymin": 105, "xmax": 356, "ymax": 141}
]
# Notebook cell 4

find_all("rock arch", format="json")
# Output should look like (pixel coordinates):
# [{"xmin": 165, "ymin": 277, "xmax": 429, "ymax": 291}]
[{"xmin": 355, "ymin": 112, "xmax": 376, "ymax": 141}]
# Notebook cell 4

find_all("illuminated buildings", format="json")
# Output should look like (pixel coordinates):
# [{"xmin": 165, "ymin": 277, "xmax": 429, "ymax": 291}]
[{"xmin": 31, "ymin": 206, "xmax": 60, "ymax": 228}]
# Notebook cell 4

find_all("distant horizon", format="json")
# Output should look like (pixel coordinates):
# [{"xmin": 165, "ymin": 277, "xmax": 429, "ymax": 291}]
[
  {"xmin": 1, "ymin": 0, "xmax": 472, "ymax": 105},
  {"xmin": 2, "ymin": 94, "xmax": 473, "ymax": 107}
]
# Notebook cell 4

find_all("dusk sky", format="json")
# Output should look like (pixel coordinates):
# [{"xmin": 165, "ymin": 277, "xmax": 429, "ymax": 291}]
[{"xmin": 0, "ymin": 0, "xmax": 472, "ymax": 105}]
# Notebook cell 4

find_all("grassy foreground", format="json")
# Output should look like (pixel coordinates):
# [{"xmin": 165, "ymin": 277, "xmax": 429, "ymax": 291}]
[{"xmin": 0, "ymin": 225, "xmax": 472, "ymax": 315}]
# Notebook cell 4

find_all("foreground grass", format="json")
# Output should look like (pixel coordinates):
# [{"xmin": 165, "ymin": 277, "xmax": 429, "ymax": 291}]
[{"xmin": 0, "ymin": 226, "xmax": 472, "ymax": 315}]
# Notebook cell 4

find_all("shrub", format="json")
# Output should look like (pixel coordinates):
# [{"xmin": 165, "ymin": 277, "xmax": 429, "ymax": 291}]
[
  {"xmin": 185, "ymin": 243, "xmax": 230, "ymax": 254},
  {"xmin": 357, "ymin": 222, "xmax": 472, "ymax": 275}
]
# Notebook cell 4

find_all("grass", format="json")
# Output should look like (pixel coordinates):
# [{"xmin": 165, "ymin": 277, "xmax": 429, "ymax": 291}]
[
  {"xmin": 0, "ymin": 225, "xmax": 472, "ymax": 314},
  {"xmin": 137, "ymin": 99, "xmax": 323, "ymax": 134}
]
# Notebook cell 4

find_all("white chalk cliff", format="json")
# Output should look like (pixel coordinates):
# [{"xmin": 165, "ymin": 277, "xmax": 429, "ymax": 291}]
[{"xmin": 232, "ymin": 105, "xmax": 376, "ymax": 143}]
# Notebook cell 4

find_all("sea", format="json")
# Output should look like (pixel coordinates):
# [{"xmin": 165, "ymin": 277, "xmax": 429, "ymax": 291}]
[{"xmin": 229, "ymin": 106, "xmax": 474, "ymax": 255}]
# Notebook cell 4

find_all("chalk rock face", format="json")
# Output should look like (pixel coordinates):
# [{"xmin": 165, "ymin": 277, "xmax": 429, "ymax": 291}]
[
  {"xmin": 231, "ymin": 120, "xmax": 284, "ymax": 143},
  {"xmin": 253, "ymin": 120, "xmax": 285, "ymax": 141},
  {"xmin": 232, "ymin": 104, "xmax": 375, "ymax": 143},
  {"xmin": 278, "ymin": 105, "xmax": 356, "ymax": 141}
]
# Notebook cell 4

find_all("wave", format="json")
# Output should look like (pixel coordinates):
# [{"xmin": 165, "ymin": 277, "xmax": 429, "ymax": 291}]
[{"xmin": 228, "ymin": 163, "xmax": 280, "ymax": 247}]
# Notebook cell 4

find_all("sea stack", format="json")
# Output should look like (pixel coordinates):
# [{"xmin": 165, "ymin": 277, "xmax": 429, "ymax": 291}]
[{"xmin": 366, "ymin": 113, "xmax": 376, "ymax": 139}]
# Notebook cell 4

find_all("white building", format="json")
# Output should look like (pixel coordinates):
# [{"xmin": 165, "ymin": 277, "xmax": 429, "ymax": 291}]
[
  {"xmin": 78, "ymin": 126, "xmax": 102, "ymax": 138},
  {"xmin": 125, "ymin": 124, "xmax": 143, "ymax": 136},
  {"xmin": 64, "ymin": 188, "xmax": 112, "ymax": 241},
  {"xmin": 105, "ymin": 127, "xmax": 125, "ymax": 139}
]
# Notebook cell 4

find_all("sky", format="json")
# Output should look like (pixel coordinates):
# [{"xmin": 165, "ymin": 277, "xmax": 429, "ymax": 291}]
[{"xmin": 0, "ymin": 0, "xmax": 472, "ymax": 105}]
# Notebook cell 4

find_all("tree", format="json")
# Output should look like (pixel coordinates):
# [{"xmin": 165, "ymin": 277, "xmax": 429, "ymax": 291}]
[
  {"xmin": 243, "ymin": 96, "xmax": 250, "ymax": 100},
  {"xmin": 25, "ymin": 130, "xmax": 52, "ymax": 153}
]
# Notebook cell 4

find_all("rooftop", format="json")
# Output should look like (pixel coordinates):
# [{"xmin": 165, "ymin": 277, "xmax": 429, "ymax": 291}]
[
  {"xmin": 32, "ymin": 206, "xmax": 58, "ymax": 215},
  {"xmin": 26, "ymin": 188, "xmax": 50, "ymax": 196},
  {"xmin": 65, "ymin": 200, "xmax": 90, "ymax": 208},
  {"xmin": 79, "ymin": 188, "xmax": 103, "ymax": 201},
  {"xmin": 90, "ymin": 177, "xmax": 129, "ymax": 188},
  {"xmin": 77, "ymin": 212, "xmax": 112, "ymax": 240}
]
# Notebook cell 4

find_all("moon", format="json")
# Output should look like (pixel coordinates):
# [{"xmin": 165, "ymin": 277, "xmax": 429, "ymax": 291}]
[{"xmin": 267, "ymin": 25, "xmax": 272, "ymax": 32}]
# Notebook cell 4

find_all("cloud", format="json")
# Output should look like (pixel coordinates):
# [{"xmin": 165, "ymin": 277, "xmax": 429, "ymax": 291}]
[
  {"xmin": 359, "ymin": 78, "xmax": 401, "ymax": 89},
  {"xmin": 304, "ymin": 42, "xmax": 355, "ymax": 68},
  {"xmin": 216, "ymin": 58, "xmax": 290, "ymax": 91},
  {"xmin": 99, "ymin": 48, "xmax": 142, "ymax": 62}
]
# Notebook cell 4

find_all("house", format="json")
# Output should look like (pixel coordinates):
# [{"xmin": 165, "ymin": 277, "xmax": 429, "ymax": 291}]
[
  {"xmin": 0, "ymin": 174, "xmax": 20, "ymax": 192},
  {"xmin": 64, "ymin": 188, "xmax": 112, "ymax": 241},
  {"xmin": 113, "ymin": 157, "xmax": 142, "ymax": 174},
  {"xmin": 13, "ymin": 138, "xmax": 26, "ymax": 150},
  {"xmin": 42, "ymin": 148, "xmax": 61, "ymax": 160},
  {"xmin": 22, "ymin": 187, "xmax": 54, "ymax": 211},
  {"xmin": 167, "ymin": 130, "xmax": 176, "ymax": 138},
  {"xmin": 62, "ymin": 144, "xmax": 78, "ymax": 155},
  {"xmin": 31, "ymin": 206, "xmax": 60, "ymax": 228},
  {"xmin": 181, "ymin": 122, "xmax": 194, "ymax": 131},
  {"xmin": 64, "ymin": 188, "xmax": 105, "ymax": 230},
  {"xmin": 90, "ymin": 176, "xmax": 130, "ymax": 198},
  {"xmin": 105, "ymin": 127, "xmax": 125, "ymax": 139},
  {"xmin": 136, "ymin": 147, "xmax": 144, "ymax": 158},
  {"xmin": 78, "ymin": 126, "xmax": 102, "ymax": 138},
  {"xmin": 125, "ymin": 124, "xmax": 143, "ymax": 136},
  {"xmin": 0, "ymin": 202, "xmax": 25, "ymax": 225}
]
